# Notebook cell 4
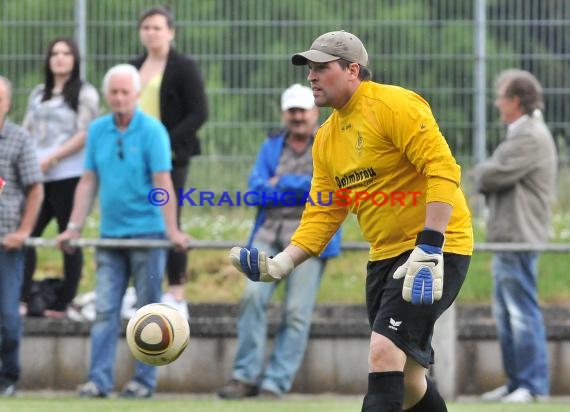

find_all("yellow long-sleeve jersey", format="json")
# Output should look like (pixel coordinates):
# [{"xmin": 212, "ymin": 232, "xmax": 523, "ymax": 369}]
[{"xmin": 291, "ymin": 81, "xmax": 473, "ymax": 261}]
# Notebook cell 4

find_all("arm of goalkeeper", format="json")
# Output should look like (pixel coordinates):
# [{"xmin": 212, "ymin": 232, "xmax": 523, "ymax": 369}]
[{"xmin": 229, "ymin": 245, "xmax": 308, "ymax": 282}]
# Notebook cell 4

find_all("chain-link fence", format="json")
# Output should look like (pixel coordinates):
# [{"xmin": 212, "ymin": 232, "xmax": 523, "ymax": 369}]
[{"xmin": 2, "ymin": 0, "xmax": 569, "ymax": 206}]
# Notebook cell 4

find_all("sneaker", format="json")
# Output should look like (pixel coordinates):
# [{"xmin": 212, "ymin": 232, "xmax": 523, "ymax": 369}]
[
  {"xmin": 119, "ymin": 380, "xmax": 153, "ymax": 398},
  {"xmin": 481, "ymin": 385, "xmax": 509, "ymax": 401},
  {"xmin": 77, "ymin": 381, "xmax": 107, "ymax": 398},
  {"xmin": 0, "ymin": 384, "xmax": 15, "ymax": 397},
  {"xmin": 218, "ymin": 378, "xmax": 258, "ymax": 399},
  {"xmin": 502, "ymin": 387, "xmax": 534, "ymax": 403},
  {"xmin": 161, "ymin": 292, "xmax": 190, "ymax": 321}
]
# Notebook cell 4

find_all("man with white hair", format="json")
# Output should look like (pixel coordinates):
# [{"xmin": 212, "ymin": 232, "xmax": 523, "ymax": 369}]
[
  {"xmin": 218, "ymin": 84, "xmax": 341, "ymax": 399},
  {"xmin": 57, "ymin": 64, "xmax": 189, "ymax": 399}
]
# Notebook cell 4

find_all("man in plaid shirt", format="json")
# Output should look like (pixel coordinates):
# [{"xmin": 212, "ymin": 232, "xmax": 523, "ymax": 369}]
[{"xmin": 0, "ymin": 75, "xmax": 43, "ymax": 397}]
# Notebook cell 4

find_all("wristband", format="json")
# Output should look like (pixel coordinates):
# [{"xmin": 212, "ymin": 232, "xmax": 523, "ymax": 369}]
[{"xmin": 415, "ymin": 228, "xmax": 444, "ymax": 248}]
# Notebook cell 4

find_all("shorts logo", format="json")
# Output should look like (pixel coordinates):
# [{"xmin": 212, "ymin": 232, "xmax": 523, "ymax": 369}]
[{"xmin": 389, "ymin": 318, "xmax": 402, "ymax": 331}]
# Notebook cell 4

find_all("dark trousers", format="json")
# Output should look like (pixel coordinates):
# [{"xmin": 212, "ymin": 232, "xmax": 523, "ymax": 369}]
[
  {"xmin": 167, "ymin": 164, "xmax": 190, "ymax": 286},
  {"xmin": 21, "ymin": 177, "xmax": 83, "ymax": 311}
]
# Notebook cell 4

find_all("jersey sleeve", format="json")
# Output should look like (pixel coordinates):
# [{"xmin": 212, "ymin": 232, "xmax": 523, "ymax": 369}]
[{"xmin": 385, "ymin": 91, "xmax": 461, "ymax": 205}]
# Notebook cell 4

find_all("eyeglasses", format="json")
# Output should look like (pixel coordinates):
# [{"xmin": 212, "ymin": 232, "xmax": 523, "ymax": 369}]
[{"xmin": 117, "ymin": 138, "xmax": 124, "ymax": 160}]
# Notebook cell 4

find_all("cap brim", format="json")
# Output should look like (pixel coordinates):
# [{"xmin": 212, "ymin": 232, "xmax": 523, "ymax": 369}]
[{"xmin": 291, "ymin": 50, "xmax": 340, "ymax": 66}]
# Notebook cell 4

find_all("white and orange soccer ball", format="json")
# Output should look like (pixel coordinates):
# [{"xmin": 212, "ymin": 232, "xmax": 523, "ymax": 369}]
[{"xmin": 126, "ymin": 303, "xmax": 190, "ymax": 366}]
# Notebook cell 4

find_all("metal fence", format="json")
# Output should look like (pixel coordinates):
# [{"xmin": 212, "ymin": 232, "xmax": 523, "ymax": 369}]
[
  {"xmin": 1, "ymin": 0, "xmax": 570, "ymax": 198},
  {"xmin": 24, "ymin": 237, "xmax": 570, "ymax": 253}
]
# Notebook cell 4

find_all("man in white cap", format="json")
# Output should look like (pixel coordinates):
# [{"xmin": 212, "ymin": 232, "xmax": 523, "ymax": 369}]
[
  {"xmin": 218, "ymin": 84, "xmax": 342, "ymax": 399},
  {"xmin": 229, "ymin": 31, "xmax": 473, "ymax": 411}
]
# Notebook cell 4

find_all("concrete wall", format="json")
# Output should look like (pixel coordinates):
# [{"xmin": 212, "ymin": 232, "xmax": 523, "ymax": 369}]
[{"xmin": 19, "ymin": 304, "xmax": 570, "ymax": 397}]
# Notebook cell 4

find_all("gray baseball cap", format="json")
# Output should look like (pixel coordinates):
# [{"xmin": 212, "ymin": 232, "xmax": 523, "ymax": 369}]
[{"xmin": 292, "ymin": 30, "xmax": 368, "ymax": 67}]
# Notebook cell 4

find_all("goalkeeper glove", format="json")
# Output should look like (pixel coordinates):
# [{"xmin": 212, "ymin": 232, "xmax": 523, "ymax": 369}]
[
  {"xmin": 229, "ymin": 247, "xmax": 294, "ymax": 282},
  {"xmin": 393, "ymin": 229, "xmax": 444, "ymax": 305}
]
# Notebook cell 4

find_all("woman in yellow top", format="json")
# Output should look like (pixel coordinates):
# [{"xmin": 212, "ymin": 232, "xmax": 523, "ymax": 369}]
[
  {"xmin": 130, "ymin": 6, "xmax": 208, "ymax": 318},
  {"xmin": 230, "ymin": 31, "xmax": 472, "ymax": 412}
]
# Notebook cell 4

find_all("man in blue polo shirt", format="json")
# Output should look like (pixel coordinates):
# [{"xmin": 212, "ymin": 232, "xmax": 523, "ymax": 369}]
[{"xmin": 57, "ymin": 64, "xmax": 189, "ymax": 399}]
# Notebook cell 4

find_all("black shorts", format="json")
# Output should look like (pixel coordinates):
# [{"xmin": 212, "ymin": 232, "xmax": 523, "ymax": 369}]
[{"xmin": 366, "ymin": 251, "xmax": 470, "ymax": 368}]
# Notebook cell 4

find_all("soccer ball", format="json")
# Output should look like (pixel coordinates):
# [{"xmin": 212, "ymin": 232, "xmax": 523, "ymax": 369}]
[{"xmin": 126, "ymin": 303, "xmax": 190, "ymax": 366}]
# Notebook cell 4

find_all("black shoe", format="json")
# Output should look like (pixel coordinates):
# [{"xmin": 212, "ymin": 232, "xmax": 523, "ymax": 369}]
[{"xmin": 218, "ymin": 378, "xmax": 258, "ymax": 399}]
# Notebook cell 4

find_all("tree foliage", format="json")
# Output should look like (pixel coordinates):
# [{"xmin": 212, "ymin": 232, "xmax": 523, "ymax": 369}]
[{"xmin": 1, "ymin": 0, "xmax": 569, "ymax": 158}]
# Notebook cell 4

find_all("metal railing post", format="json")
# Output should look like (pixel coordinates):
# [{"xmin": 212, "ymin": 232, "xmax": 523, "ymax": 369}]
[{"xmin": 74, "ymin": 0, "xmax": 87, "ymax": 80}]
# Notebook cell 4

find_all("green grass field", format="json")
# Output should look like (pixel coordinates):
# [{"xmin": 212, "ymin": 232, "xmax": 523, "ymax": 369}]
[{"xmin": 2, "ymin": 396, "xmax": 568, "ymax": 412}]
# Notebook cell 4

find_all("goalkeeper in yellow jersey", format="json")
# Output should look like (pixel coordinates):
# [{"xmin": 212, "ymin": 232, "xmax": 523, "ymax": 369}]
[{"xmin": 230, "ymin": 31, "xmax": 473, "ymax": 412}]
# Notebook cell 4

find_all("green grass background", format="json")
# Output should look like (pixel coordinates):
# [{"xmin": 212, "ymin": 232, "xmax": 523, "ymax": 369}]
[{"xmin": 2, "ymin": 397, "xmax": 568, "ymax": 412}]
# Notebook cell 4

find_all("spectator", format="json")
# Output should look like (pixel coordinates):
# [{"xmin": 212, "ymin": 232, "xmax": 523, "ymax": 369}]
[
  {"xmin": 130, "ymin": 5, "xmax": 208, "ymax": 318},
  {"xmin": 56, "ymin": 64, "xmax": 189, "ymax": 399},
  {"xmin": 476, "ymin": 69, "xmax": 556, "ymax": 403},
  {"xmin": 21, "ymin": 37, "xmax": 99, "ymax": 318},
  {"xmin": 0, "ymin": 75, "xmax": 44, "ymax": 397},
  {"xmin": 229, "ymin": 31, "xmax": 473, "ymax": 411},
  {"xmin": 218, "ymin": 84, "xmax": 341, "ymax": 399}
]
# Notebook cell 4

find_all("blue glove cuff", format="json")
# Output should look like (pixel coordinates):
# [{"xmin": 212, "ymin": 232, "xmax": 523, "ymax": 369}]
[{"xmin": 417, "ymin": 243, "xmax": 442, "ymax": 255}]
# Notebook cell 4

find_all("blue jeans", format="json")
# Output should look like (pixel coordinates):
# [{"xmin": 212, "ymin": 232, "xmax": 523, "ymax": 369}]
[
  {"xmin": 0, "ymin": 248, "xmax": 24, "ymax": 386},
  {"xmin": 492, "ymin": 252, "xmax": 549, "ymax": 395},
  {"xmin": 88, "ymin": 236, "xmax": 166, "ymax": 394},
  {"xmin": 232, "ymin": 241, "xmax": 324, "ymax": 395}
]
